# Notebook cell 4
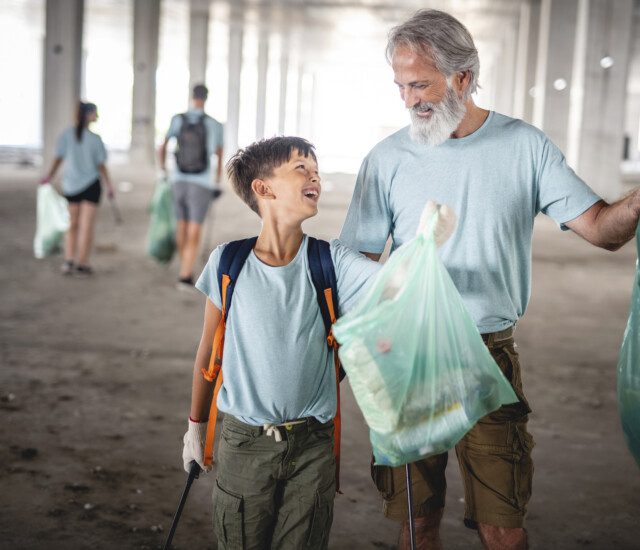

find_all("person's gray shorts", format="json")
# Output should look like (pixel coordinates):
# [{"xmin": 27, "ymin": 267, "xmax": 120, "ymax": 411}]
[{"xmin": 172, "ymin": 180, "xmax": 212, "ymax": 224}]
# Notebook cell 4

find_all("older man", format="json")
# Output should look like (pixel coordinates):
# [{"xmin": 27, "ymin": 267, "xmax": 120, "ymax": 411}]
[{"xmin": 339, "ymin": 9, "xmax": 640, "ymax": 550}]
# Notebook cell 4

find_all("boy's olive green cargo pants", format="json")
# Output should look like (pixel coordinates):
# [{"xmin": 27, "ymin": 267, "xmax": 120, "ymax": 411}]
[{"xmin": 213, "ymin": 415, "xmax": 336, "ymax": 549}]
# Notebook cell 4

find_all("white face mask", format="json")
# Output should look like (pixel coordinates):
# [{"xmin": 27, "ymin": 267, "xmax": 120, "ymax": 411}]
[{"xmin": 409, "ymin": 83, "xmax": 467, "ymax": 147}]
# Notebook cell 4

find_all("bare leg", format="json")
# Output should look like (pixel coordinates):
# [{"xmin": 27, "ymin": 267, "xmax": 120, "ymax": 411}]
[
  {"xmin": 477, "ymin": 524, "xmax": 527, "ymax": 550},
  {"xmin": 398, "ymin": 508, "xmax": 444, "ymax": 550},
  {"xmin": 76, "ymin": 201, "xmax": 98, "ymax": 266},
  {"xmin": 178, "ymin": 221, "xmax": 202, "ymax": 280},
  {"xmin": 175, "ymin": 219, "xmax": 188, "ymax": 261},
  {"xmin": 65, "ymin": 203, "xmax": 80, "ymax": 262}
]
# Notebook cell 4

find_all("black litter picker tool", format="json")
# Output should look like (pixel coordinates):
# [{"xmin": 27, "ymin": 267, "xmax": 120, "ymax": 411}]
[{"xmin": 163, "ymin": 461, "xmax": 201, "ymax": 550}]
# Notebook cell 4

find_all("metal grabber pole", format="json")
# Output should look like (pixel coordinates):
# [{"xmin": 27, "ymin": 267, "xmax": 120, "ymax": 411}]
[{"xmin": 405, "ymin": 463, "xmax": 416, "ymax": 550}]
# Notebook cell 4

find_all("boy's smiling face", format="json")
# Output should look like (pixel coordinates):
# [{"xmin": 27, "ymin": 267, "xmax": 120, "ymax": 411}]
[{"xmin": 254, "ymin": 149, "xmax": 321, "ymax": 222}]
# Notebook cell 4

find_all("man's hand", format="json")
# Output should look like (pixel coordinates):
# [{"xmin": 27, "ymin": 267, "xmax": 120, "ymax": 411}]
[
  {"xmin": 182, "ymin": 418, "xmax": 211, "ymax": 473},
  {"xmin": 417, "ymin": 200, "xmax": 457, "ymax": 246}
]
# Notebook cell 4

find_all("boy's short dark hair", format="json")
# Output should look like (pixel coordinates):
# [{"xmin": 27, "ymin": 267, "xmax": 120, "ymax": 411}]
[
  {"xmin": 226, "ymin": 136, "xmax": 317, "ymax": 216},
  {"xmin": 192, "ymin": 84, "xmax": 208, "ymax": 100}
]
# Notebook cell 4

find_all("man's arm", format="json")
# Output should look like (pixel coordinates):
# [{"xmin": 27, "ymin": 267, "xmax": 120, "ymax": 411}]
[
  {"xmin": 565, "ymin": 189, "xmax": 640, "ymax": 251},
  {"xmin": 215, "ymin": 145, "xmax": 223, "ymax": 184},
  {"xmin": 158, "ymin": 137, "xmax": 170, "ymax": 173},
  {"xmin": 362, "ymin": 252, "xmax": 382, "ymax": 262}
]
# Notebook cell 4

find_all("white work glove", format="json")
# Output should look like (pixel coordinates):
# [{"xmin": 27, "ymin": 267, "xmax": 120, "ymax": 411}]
[
  {"xmin": 416, "ymin": 200, "xmax": 457, "ymax": 246},
  {"xmin": 182, "ymin": 418, "xmax": 211, "ymax": 474}
]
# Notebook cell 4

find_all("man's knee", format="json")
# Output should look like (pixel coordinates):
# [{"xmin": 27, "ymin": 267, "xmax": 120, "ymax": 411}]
[
  {"xmin": 398, "ymin": 509, "xmax": 444, "ymax": 550},
  {"xmin": 477, "ymin": 523, "xmax": 527, "ymax": 550}
]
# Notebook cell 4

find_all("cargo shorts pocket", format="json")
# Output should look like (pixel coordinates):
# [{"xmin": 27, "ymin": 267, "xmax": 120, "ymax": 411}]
[
  {"xmin": 306, "ymin": 483, "xmax": 335, "ymax": 549},
  {"xmin": 214, "ymin": 481, "xmax": 244, "ymax": 549},
  {"xmin": 371, "ymin": 459, "xmax": 394, "ymax": 500}
]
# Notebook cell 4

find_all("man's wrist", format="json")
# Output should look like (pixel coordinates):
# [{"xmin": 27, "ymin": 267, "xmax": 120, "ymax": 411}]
[{"xmin": 189, "ymin": 415, "xmax": 208, "ymax": 423}]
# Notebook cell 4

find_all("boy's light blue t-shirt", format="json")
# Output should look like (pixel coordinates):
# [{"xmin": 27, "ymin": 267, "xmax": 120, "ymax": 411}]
[
  {"xmin": 195, "ymin": 236, "xmax": 381, "ymax": 426},
  {"xmin": 339, "ymin": 111, "xmax": 601, "ymax": 334},
  {"xmin": 166, "ymin": 108, "xmax": 224, "ymax": 189},
  {"xmin": 55, "ymin": 127, "xmax": 107, "ymax": 196}
]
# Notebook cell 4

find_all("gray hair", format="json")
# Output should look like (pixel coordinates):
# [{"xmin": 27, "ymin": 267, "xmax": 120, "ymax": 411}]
[{"xmin": 386, "ymin": 9, "xmax": 480, "ymax": 99}]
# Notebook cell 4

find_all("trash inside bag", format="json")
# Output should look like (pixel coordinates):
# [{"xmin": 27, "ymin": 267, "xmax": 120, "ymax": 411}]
[
  {"xmin": 333, "ymin": 209, "xmax": 518, "ymax": 467},
  {"xmin": 617, "ymin": 223, "xmax": 640, "ymax": 468},
  {"xmin": 33, "ymin": 184, "xmax": 70, "ymax": 259},
  {"xmin": 146, "ymin": 178, "xmax": 176, "ymax": 264}
]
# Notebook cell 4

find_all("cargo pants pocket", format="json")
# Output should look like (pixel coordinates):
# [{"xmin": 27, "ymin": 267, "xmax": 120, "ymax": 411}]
[
  {"xmin": 371, "ymin": 459, "xmax": 394, "ymax": 500},
  {"xmin": 305, "ymin": 483, "xmax": 335, "ymax": 549},
  {"xmin": 214, "ymin": 481, "xmax": 244, "ymax": 549}
]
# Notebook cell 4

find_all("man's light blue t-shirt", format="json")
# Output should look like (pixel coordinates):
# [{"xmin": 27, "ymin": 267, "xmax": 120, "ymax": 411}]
[
  {"xmin": 195, "ymin": 236, "xmax": 381, "ymax": 426},
  {"xmin": 55, "ymin": 127, "xmax": 107, "ymax": 196},
  {"xmin": 166, "ymin": 108, "xmax": 224, "ymax": 189},
  {"xmin": 339, "ymin": 111, "xmax": 601, "ymax": 334}
]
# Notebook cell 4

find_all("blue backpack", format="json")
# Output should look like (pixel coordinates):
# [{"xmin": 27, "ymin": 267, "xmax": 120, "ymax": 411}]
[{"xmin": 200, "ymin": 236, "xmax": 345, "ymax": 490}]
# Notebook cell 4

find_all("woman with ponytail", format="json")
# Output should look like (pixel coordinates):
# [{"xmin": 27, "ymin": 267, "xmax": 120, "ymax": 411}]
[{"xmin": 41, "ymin": 101, "xmax": 115, "ymax": 275}]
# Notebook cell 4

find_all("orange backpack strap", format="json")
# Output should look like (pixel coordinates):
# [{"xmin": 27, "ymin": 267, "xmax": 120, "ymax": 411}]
[
  {"xmin": 201, "ymin": 238, "xmax": 257, "ymax": 467},
  {"xmin": 324, "ymin": 287, "xmax": 342, "ymax": 493}
]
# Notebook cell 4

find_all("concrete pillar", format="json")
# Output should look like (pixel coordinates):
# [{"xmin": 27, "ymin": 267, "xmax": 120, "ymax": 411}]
[
  {"xmin": 568, "ymin": 0, "xmax": 634, "ymax": 199},
  {"xmin": 43, "ymin": 0, "xmax": 84, "ymax": 167},
  {"xmin": 225, "ymin": 3, "xmax": 244, "ymax": 158},
  {"xmin": 624, "ymin": 6, "xmax": 640, "ymax": 162},
  {"xmin": 131, "ymin": 0, "xmax": 160, "ymax": 165},
  {"xmin": 278, "ymin": 34, "xmax": 290, "ymax": 135},
  {"xmin": 493, "ymin": 15, "xmax": 519, "ymax": 116},
  {"xmin": 188, "ymin": 0, "xmax": 209, "ymax": 95},
  {"xmin": 533, "ymin": 0, "xmax": 579, "ymax": 152},
  {"xmin": 513, "ymin": 0, "xmax": 541, "ymax": 123},
  {"xmin": 255, "ymin": 25, "xmax": 270, "ymax": 140}
]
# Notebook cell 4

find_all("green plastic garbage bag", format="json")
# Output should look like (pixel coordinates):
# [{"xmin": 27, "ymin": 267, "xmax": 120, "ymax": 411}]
[
  {"xmin": 33, "ymin": 184, "xmax": 70, "ymax": 259},
  {"xmin": 146, "ymin": 178, "xmax": 176, "ymax": 264},
  {"xmin": 333, "ymin": 210, "xmax": 518, "ymax": 467},
  {"xmin": 617, "ymin": 223, "xmax": 640, "ymax": 468}
]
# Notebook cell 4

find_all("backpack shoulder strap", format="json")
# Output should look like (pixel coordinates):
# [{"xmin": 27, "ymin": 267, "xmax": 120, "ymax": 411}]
[
  {"xmin": 307, "ymin": 236, "xmax": 338, "ymax": 332},
  {"xmin": 217, "ymin": 237, "xmax": 257, "ymax": 321},
  {"xmin": 202, "ymin": 236, "xmax": 257, "ymax": 467},
  {"xmin": 307, "ymin": 236, "xmax": 344, "ymax": 492}
]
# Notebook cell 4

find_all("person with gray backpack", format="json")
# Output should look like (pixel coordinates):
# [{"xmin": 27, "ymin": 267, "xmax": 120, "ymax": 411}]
[{"xmin": 159, "ymin": 84, "xmax": 224, "ymax": 289}]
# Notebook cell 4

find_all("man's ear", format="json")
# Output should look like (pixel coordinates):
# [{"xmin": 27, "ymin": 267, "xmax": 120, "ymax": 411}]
[
  {"xmin": 454, "ymin": 70, "xmax": 470, "ymax": 98},
  {"xmin": 252, "ymin": 178, "xmax": 275, "ymax": 200}
]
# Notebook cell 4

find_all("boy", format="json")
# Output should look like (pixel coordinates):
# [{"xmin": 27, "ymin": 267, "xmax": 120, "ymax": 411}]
[{"xmin": 181, "ymin": 137, "xmax": 383, "ymax": 549}]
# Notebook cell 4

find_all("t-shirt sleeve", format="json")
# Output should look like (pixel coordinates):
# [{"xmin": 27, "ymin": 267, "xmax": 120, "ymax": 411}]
[
  {"xmin": 339, "ymin": 154, "xmax": 392, "ymax": 253},
  {"xmin": 537, "ymin": 136, "xmax": 601, "ymax": 230},
  {"xmin": 94, "ymin": 136, "xmax": 107, "ymax": 165},
  {"xmin": 55, "ymin": 130, "xmax": 68, "ymax": 158},
  {"xmin": 165, "ymin": 115, "xmax": 181, "ymax": 140},
  {"xmin": 195, "ymin": 244, "xmax": 225, "ymax": 309},
  {"xmin": 331, "ymin": 239, "xmax": 382, "ymax": 316}
]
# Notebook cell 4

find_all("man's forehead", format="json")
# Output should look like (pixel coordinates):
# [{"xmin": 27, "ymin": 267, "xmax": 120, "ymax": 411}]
[{"xmin": 392, "ymin": 44, "xmax": 438, "ymax": 70}]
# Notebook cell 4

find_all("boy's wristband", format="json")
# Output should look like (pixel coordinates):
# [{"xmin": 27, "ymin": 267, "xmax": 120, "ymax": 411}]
[{"xmin": 189, "ymin": 415, "xmax": 208, "ymax": 423}]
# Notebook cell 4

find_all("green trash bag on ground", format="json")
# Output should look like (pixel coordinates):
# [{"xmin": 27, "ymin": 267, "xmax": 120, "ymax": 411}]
[
  {"xmin": 333, "ymin": 210, "xmax": 518, "ymax": 467},
  {"xmin": 617, "ymin": 223, "xmax": 640, "ymax": 468},
  {"xmin": 146, "ymin": 178, "xmax": 176, "ymax": 264},
  {"xmin": 33, "ymin": 184, "xmax": 70, "ymax": 259}
]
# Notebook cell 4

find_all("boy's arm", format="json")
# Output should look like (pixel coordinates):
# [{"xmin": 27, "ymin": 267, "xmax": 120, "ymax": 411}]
[{"xmin": 190, "ymin": 298, "xmax": 222, "ymax": 421}]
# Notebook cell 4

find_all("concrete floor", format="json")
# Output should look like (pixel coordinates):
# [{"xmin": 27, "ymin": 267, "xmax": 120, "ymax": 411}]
[{"xmin": 0, "ymin": 165, "xmax": 639, "ymax": 549}]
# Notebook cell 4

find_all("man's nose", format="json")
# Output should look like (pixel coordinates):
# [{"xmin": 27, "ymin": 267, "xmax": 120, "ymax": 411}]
[{"xmin": 403, "ymin": 88, "xmax": 419, "ymax": 109}]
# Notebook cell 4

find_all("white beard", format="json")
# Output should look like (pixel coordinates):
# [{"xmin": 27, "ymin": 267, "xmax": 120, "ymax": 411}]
[{"xmin": 409, "ymin": 85, "xmax": 467, "ymax": 147}]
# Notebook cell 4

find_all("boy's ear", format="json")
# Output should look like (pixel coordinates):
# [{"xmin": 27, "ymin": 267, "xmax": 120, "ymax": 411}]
[{"xmin": 251, "ymin": 178, "xmax": 275, "ymax": 200}]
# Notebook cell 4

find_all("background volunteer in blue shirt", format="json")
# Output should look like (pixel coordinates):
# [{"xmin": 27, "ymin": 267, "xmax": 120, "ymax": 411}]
[
  {"xmin": 159, "ymin": 84, "xmax": 224, "ymax": 289},
  {"xmin": 41, "ymin": 101, "xmax": 115, "ymax": 276},
  {"xmin": 339, "ymin": 9, "xmax": 640, "ymax": 550}
]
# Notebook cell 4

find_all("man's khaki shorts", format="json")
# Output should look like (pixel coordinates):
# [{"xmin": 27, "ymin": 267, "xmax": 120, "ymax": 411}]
[{"xmin": 371, "ymin": 326, "xmax": 535, "ymax": 529}]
